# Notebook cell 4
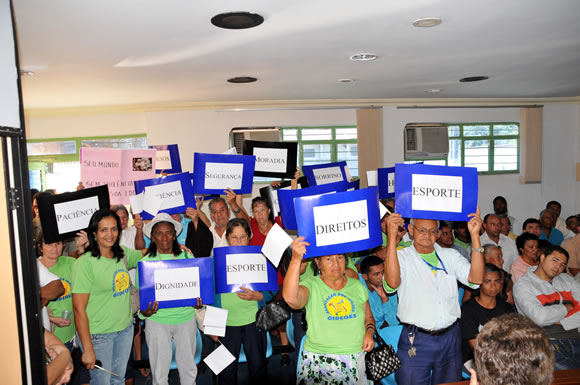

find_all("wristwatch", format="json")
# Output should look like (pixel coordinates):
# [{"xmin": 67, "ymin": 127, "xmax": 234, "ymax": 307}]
[{"xmin": 473, "ymin": 246, "xmax": 484, "ymax": 253}]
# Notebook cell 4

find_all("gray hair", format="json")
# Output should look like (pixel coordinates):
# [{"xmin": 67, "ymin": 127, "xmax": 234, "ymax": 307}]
[
  {"xmin": 482, "ymin": 243, "xmax": 501, "ymax": 257},
  {"xmin": 410, "ymin": 218, "xmax": 440, "ymax": 228},
  {"xmin": 208, "ymin": 196, "xmax": 227, "ymax": 212},
  {"xmin": 539, "ymin": 208, "xmax": 556, "ymax": 219}
]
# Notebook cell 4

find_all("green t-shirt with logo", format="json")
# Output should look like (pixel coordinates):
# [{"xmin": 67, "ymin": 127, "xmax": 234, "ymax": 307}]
[
  {"xmin": 135, "ymin": 251, "xmax": 195, "ymax": 325},
  {"xmin": 72, "ymin": 247, "xmax": 142, "ymax": 334},
  {"xmin": 302, "ymin": 276, "xmax": 369, "ymax": 354},
  {"xmin": 44, "ymin": 256, "xmax": 76, "ymax": 343},
  {"xmin": 220, "ymin": 292, "xmax": 259, "ymax": 327}
]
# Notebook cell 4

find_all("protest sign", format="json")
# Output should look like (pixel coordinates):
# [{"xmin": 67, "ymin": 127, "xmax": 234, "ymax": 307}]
[
  {"xmin": 378, "ymin": 167, "xmax": 396, "ymax": 199},
  {"xmin": 243, "ymin": 140, "xmax": 298, "ymax": 178},
  {"xmin": 36, "ymin": 185, "xmax": 110, "ymax": 243},
  {"xmin": 277, "ymin": 181, "xmax": 349, "ymax": 230},
  {"xmin": 258, "ymin": 176, "xmax": 308, "ymax": 218},
  {"xmin": 302, "ymin": 161, "xmax": 349, "ymax": 186},
  {"xmin": 137, "ymin": 257, "xmax": 214, "ymax": 309},
  {"xmin": 394, "ymin": 163, "xmax": 478, "ymax": 221},
  {"xmin": 133, "ymin": 172, "xmax": 196, "ymax": 220},
  {"xmin": 213, "ymin": 246, "xmax": 278, "ymax": 294},
  {"xmin": 294, "ymin": 187, "xmax": 382, "ymax": 258},
  {"xmin": 149, "ymin": 144, "xmax": 182, "ymax": 174},
  {"xmin": 192, "ymin": 153, "xmax": 255, "ymax": 194},
  {"xmin": 80, "ymin": 148, "xmax": 156, "ymax": 204}
]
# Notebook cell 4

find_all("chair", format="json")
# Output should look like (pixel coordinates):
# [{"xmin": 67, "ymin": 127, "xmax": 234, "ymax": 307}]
[
  {"xmin": 169, "ymin": 327, "xmax": 203, "ymax": 370},
  {"xmin": 238, "ymin": 332, "xmax": 273, "ymax": 363},
  {"xmin": 286, "ymin": 318, "xmax": 295, "ymax": 348},
  {"xmin": 458, "ymin": 286, "xmax": 465, "ymax": 306},
  {"xmin": 296, "ymin": 335, "xmax": 306, "ymax": 376},
  {"xmin": 377, "ymin": 325, "xmax": 403, "ymax": 385}
]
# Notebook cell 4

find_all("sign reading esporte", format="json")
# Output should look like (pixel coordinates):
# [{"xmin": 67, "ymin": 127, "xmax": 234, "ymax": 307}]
[
  {"xmin": 394, "ymin": 163, "xmax": 478, "ymax": 221},
  {"xmin": 192, "ymin": 153, "xmax": 255, "ymax": 194},
  {"xmin": 243, "ymin": 140, "xmax": 298, "ymax": 178},
  {"xmin": 294, "ymin": 187, "xmax": 382, "ymax": 258}
]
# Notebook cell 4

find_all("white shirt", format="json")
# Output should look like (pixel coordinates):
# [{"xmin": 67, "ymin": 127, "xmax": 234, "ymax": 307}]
[
  {"xmin": 37, "ymin": 260, "xmax": 60, "ymax": 330},
  {"xmin": 119, "ymin": 226, "xmax": 138, "ymax": 249},
  {"xmin": 480, "ymin": 232, "xmax": 519, "ymax": 272},
  {"xmin": 390, "ymin": 243, "xmax": 474, "ymax": 331},
  {"xmin": 209, "ymin": 223, "xmax": 229, "ymax": 253}
]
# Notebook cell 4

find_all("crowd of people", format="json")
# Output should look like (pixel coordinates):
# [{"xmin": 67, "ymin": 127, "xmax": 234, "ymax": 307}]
[{"xmin": 33, "ymin": 175, "xmax": 580, "ymax": 385}]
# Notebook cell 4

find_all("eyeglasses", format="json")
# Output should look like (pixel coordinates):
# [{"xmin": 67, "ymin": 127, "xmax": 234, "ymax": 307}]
[
  {"xmin": 411, "ymin": 225, "xmax": 439, "ymax": 236},
  {"xmin": 229, "ymin": 235, "xmax": 248, "ymax": 242}
]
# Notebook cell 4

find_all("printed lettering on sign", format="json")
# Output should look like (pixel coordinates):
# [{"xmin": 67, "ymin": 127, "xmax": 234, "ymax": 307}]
[
  {"xmin": 154, "ymin": 266, "xmax": 201, "ymax": 301},
  {"xmin": 253, "ymin": 147, "xmax": 288, "ymax": 173},
  {"xmin": 313, "ymin": 200, "xmax": 369, "ymax": 246},
  {"xmin": 54, "ymin": 196, "xmax": 100, "ymax": 234},
  {"xmin": 225, "ymin": 253, "xmax": 268, "ymax": 285},
  {"xmin": 205, "ymin": 162, "xmax": 244, "ymax": 190},
  {"xmin": 156, "ymin": 150, "xmax": 172, "ymax": 170},
  {"xmin": 312, "ymin": 166, "xmax": 344, "ymax": 185},
  {"xmin": 388, "ymin": 172, "xmax": 395, "ymax": 194},
  {"xmin": 411, "ymin": 174, "xmax": 463, "ymax": 213},
  {"xmin": 144, "ymin": 180, "xmax": 185, "ymax": 211}
]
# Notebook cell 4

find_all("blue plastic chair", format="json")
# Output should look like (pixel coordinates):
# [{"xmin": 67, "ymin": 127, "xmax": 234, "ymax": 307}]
[
  {"xmin": 169, "ymin": 327, "xmax": 203, "ymax": 370},
  {"xmin": 296, "ymin": 335, "xmax": 306, "ymax": 376},
  {"xmin": 377, "ymin": 325, "xmax": 403, "ymax": 385},
  {"xmin": 458, "ymin": 286, "xmax": 465, "ymax": 306},
  {"xmin": 238, "ymin": 332, "xmax": 273, "ymax": 363},
  {"xmin": 286, "ymin": 318, "xmax": 295, "ymax": 348}
]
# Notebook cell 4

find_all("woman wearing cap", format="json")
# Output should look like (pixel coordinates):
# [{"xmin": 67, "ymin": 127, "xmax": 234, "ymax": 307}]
[
  {"xmin": 135, "ymin": 213, "xmax": 201, "ymax": 385},
  {"xmin": 72, "ymin": 209, "xmax": 147, "ymax": 385},
  {"xmin": 283, "ymin": 237, "xmax": 375, "ymax": 385}
]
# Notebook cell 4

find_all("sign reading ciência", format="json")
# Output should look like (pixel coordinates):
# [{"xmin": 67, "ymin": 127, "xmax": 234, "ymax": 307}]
[{"xmin": 395, "ymin": 163, "xmax": 478, "ymax": 221}]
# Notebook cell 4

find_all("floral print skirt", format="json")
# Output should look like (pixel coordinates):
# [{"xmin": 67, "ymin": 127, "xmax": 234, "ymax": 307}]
[{"xmin": 297, "ymin": 349, "xmax": 372, "ymax": 385}]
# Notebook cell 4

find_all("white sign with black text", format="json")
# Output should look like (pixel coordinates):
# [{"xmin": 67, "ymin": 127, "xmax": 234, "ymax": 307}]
[
  {"xmin": 312, "ymin": 166, "xmax": 344, "ymax": 185},
  {"xmin": 156, "ymin": 150, "xmax": 172, "ymax": 170},
  {"xmin": 411, "ymin": 174, "xmax": 463, "ymax": 212},
  {"xmin": 313, "ymin": 200, "xmax": 369, "ymax": 246},
  {"xmin": 225, "ymin": 253, "xmax": 269, "ymax": 285},
  {"xmin": 204, "ymin": 162, "xmax": 243, "ymax": 190},
  {"xmin": 154, "ymin": 266, "xmax": 201, "ymax": 302},
  {"xmin": 54, "ymin": 196, "xmax": 100, "ymax": 234},
  {"xmin": 253, "ymin": 147, "xmax": 288, "ymax": 173},
  {"xmin": 144, "ymin": 180, "xmax": 185, "ymax": 211},
  {"xmin": 388, "ymin": 172, "xmax": 395, "ymax": 194}
]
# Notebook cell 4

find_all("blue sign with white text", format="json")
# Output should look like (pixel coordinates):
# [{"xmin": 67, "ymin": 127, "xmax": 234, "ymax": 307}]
[
  {"xmin": 302, "ymin": 161, "xmax": 349, "ymax": 186},
  {"xmin": 192, "ymin": 153, "xmax": 255, "ymax": 195},
  {"xmin": 134, "ymin": 172, "xmax": 196, "ymax": 220},
  {"xmin": 378, "ymin": 167, "xmax": 395, "ymax": 199},
  {"xmin": 149, "ymin": 144, "xmax": 182, "ymax": 174}
]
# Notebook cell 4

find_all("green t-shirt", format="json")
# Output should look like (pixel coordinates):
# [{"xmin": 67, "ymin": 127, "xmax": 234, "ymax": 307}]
[
  {"xmin": 44, "ymin": 256, "xmax": 76, "ymax": 343},
  {"xmin": 71, "ymin": 247, "xmax": 142, "ymax": 334},
  {"xmin": 135, "ymin": 251, "xmax": 195, "ymax": 325},
  {"xmin": 454, "ymin": 238, "xmax": 471, "ymax": 251},
  {"xmin": 302, "ymin": 276, "xmax": 369, "ymax": 354}
]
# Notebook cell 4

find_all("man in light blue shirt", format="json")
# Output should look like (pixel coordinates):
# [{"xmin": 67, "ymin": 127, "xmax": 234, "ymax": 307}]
[{"xmin": 359, "ymin": 255, "xmax": 399, "ymax": 328}]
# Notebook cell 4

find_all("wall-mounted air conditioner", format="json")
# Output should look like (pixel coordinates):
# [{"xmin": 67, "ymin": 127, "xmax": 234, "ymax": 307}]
[
  {"xmin": 229, "ymin": 127, "xmax": 281, "ymax": 154},
  {"xmin": 404, "ymin": 123, "xmax": 449, "ymax": 160}
]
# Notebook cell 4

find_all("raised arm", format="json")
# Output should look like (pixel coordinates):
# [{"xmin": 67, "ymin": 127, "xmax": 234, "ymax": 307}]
[
  {"xmin": 133, "ymin": 213, "xmax": 146, "ymax": 250},
  {"xmin": 283, "ymin": 237, "xmax": 311, "ymax": 309},
  {"xmin": 384, "ymin": 214, "xmax": 405, "ymax": 289},
  {"xmin": 225, "ymin": 188, "xmax": 250, "ymax": 222},
  {"xmin": 467, "ymin": 206, "xmax": 484, "ymax": 285}
]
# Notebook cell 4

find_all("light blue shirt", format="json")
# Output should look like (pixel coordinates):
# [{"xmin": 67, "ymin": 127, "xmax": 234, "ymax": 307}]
[
  {"xmin": 359, "ymin": 274, "xmax": 399, "ymax": 327},
  {"xmin": 539, "ymin": 228, "xmax": 564, "ymax": 246}
]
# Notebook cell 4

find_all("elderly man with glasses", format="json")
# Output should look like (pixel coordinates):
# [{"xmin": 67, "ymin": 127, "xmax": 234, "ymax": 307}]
[{"xmin": 384, "ymin": 209, "xmax": 484, "ymax": 385}]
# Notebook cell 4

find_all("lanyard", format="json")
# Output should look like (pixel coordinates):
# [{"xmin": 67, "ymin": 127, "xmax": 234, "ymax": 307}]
[{"xmin": 422, "ymin": 251, "xmax": 448, "ymax": 274}]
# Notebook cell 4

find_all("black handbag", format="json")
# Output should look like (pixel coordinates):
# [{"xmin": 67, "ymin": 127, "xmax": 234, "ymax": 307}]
[
  {"xmin": 365, "ymin": 331, "xmax": 401, "ymax": 380},
  {"xmin": 255, "ymin": 299, "xmax": 291, "ymax": 331}
]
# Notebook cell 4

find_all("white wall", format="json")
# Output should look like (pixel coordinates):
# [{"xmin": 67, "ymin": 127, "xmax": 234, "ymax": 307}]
[
  {"xmin": 25, "ymin": 103, "xmax": 580, "ymax": 224},
  {"xmin": 383, "ymin": 105, "xmax": 580, "ymax": 224}
]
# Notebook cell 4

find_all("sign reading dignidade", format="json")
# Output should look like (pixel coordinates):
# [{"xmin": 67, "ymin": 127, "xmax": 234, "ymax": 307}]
[
  {"xmin": 134, "ymin": 172, "xmax": 196, "ymax": 220},
  {"xmin": 149, "ymin": 144, "xmax": 182, "ymax": 174},
  {"xmin": 302, "ymin": 161, "xmax": 349, "ymax": 186},
  {"xmin": 294, "ymin": 187, "xmax": 382, "ymax": 258},
  {"xmin": 138, "ymin": 257, "xmax": 214, "ymax": 309},
  {"xmin": 213, "ymin": 246, "xmax": 278, "ymax": 294},
  {"xmin": 192, "ymin": 153, "xmax": 256, "ymax": 194},
  {"xmin": 394, "ymin": 163, "xmax": 478, "ymax": 221},
  {"xmin": 243, "ymin": 140, "xmax": 298, "ymax": 179}
]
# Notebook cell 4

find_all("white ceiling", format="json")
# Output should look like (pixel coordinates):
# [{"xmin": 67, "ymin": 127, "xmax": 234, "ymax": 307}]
[{"xmin": 13, "ymin": 0, "xmax": 580, "ymax": 110}]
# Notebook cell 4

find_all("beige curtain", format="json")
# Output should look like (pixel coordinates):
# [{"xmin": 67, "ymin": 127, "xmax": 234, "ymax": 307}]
[
  {"xmin": 356, "ymin": 108, "xmax": 383, "ymax": 187},
  {"xmin": 519, "ymin": 107, "xmax": 543, "ymax": 184}
]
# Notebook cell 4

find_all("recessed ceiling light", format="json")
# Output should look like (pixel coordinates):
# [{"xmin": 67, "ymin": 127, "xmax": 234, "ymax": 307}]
[
  {"xmin": 412, "ymin": 17, "xmax": 442, "ymax": 28},
  {"xmin": 227, "ymin": 76, "xmax": 257, "ymax": 83},
  {"xmin": 338, "ymin": 78, "xmax": 354, "ymax": 83},
  {"xmin": 211, "ymin": 12, "xmax": 264, "ymax": 29},
  {"xmin": 459, "ymin": 76, "xmax": 489, "ymax": 83},
  {"xmin": 349, "ymin": 53, "xmax": 377, "ymax": 62},
  {"xmin": 424, "ymin": 88, "xmax": 441, "ymax": 93},
  {"xmin": 20, "ymin": 70, "xmax": 35, "ymax": 76}
]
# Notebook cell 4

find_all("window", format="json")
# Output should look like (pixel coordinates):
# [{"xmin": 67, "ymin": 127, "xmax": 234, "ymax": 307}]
[
  {"xmin": 27, "ymin": 134, "xmax": 147, "ymax": 192},
  {"xmin": 407, "ymin": 123, "xmax": 519, "ymax": 174},
  {"xmin": 281, "ymin": 126, "xmax": 358, "ymax": 178}
]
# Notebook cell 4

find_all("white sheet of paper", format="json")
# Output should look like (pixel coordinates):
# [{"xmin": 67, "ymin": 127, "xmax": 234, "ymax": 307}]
[
  {"xmin": 253, "ymin": 147, "xmax": 288, "ymax": 173},
  {"xmin": 143, "ymin": 191, "xmax": 163, "ymax": 216},
  {"xmin": 204, "ymin": 344, "xmax": 236, "ymax": 375},
  {"xmin": 313, "ymin": 200, "xmax": 370, "ymax": 247},
  {"xmin": 204, "ymin": 162, "xmax": 244, "ymax": 190},
  {"xmin": 156, "ymin": 150, "xmax": 172, "ymax": 170},
  {"xmin": 312, "ymin": 166, "xmax": 344, "ymax": 185},
  {"xmin": 54, "ymin": 196, "xmax": 100, "ymax": 234},
  {"xmin": 203, "ymin": 305, "xmax": 228, "ymax": 328},
  {"xmin": 222, "ymin": 147, "xmax": 238, "ymax": 155},
  {"xmin": 154, "ymin": 267, "xmax": 200, "ymax": 301},
  {"xmin": 380, "ymin": 202, "xmax": 388, "ymax": 219},
  {"xmin": 144, "ymin": 180, "xmax": 185, "ymax": 211},
  {"xmin": 344, "ymin": 166, "xmax": 352, "ymax": 181},
  {"xmin": 388, "ymin": 172, "xmax": 395, "ymax": 193},
  {"xmin": 226, "ymin": 253, "xmax": 269, "ymax": 285},
  {"xmin": 411, "ymin": 174, "xmax": 463, "ymax": 213},
  {"xmin": 130, "ymin": 192, "xmax": 144, "ymax": 214},
  {"xmin": 261, "ymin": 223, "xmax": 293, "ymax": 268},
  {"xmin": 367, "ymin": 170, "xmax": 378, "ymax": 187},
  {"xmin": 203, "ymin": 325, "xmax": 226, "ymax": 337}
]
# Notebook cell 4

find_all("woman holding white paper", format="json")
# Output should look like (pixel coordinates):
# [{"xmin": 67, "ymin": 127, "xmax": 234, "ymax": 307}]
[
  {"xmin": 283, "ymin": 238, "xmax": 375, "ymax": 385},
  {"xmin": 72, "ymin": 209, "xmax": 146, "ymax": 385},
  {"xmin": 135, "ymin": 213, "xmax": 201, "ymax": 385},
  {"xmin": 212, "ymin": 217, "xmax": 270, "ymax": 385}
]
